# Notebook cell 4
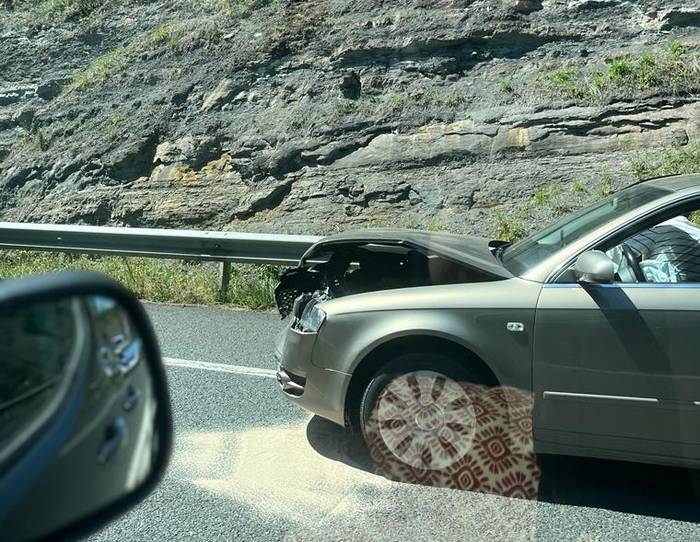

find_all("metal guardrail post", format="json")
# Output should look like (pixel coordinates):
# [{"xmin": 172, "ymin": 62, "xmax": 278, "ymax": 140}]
[{"xmin": 218, "ymin": 261, "xmax": 231, "ymax": 301}]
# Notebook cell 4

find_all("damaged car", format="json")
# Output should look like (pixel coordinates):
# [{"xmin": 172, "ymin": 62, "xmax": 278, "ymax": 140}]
[{"xmin": 275, "ymin": 173, "xmax": 700, "ymax": 474}]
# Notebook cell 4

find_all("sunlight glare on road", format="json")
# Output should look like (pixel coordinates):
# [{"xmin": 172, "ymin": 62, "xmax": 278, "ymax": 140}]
[{"xmin": 173, "ymin": 418, "xmax": 390, "ymax": 523}]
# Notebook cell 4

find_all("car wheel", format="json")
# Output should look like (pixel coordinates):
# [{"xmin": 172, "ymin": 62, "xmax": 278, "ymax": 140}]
[{"xmin": 359, "ymin": 352, "xmax": 479, "ymax": 471}]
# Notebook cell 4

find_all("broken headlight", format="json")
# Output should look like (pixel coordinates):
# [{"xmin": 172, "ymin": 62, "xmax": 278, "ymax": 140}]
[{"xmin": 298, "ymin": 297, "xmax": 327, "ymax": 333}]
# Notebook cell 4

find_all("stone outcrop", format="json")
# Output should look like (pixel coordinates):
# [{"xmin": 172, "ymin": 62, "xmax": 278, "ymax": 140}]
[{"xmin": 0, "ymin": 0, "xmax": 699, "ymax": 237}]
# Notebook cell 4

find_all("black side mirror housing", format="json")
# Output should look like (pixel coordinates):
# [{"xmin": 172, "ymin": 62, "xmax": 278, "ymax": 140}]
[{"xmin": 0, "ymin": 272, "xmax": 172, "ymax": 541}]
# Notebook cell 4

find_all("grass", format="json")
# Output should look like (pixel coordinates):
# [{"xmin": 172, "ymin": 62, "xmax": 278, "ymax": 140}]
[
  {"xmin": 536, "ymin": 41, "xmax": 700, "ymax": 101},
  {"xmin": 16, "ymin": 0, "xmax": 106, "ymax": 22},
  {"xmin": 570, "ymin": 179, "xmax": 585, "ymax": 194},
  {"xmin": 493, "ymin": 175, "xmax": 610, "ymax": 242},
  {"xmin": 22, "ymin": 126, "xmax": 51, "ymax": 151},
  {"xmin": 0, "ymin": 252, "xmax": 279, "ymax": 310},
  {"xmin": 537, "ymin": 66, "xmax": 586, "ymax": 99},
  {"xmin": 212, "ymin": 0, "xmax": 274, "ymax": 17},
  {"xmin": 596, "ymin": 176, "xmax": 614, "ymax": 198},
  {"xmin": 64, "ymin": 47, "xmax": 128, "ymax": 94},
  {"xmin": 149, "ymin": 24, "xmax": 182, "ymax": 50},
  {"xmin": 499, "ymin": 80, "xmax": 514, "ymax": 93},
  {"xmin": 493, "ymin": 208, "xmax": 528, "ymax": 242},
  {"xmin": 491, "ymin": 139, "xmax": 700, "ymax": 243},
  {"xmin": 337, "ymin": 99, "xmax": 357, "ymax": 115},
  {"xmin": 629, "ymin": 140, "xmax": 700, "ymax": 179},
  {"xmin": 105, "ymin": 115, "xmax": 123, "ymax": 141},
  {"xmin": 532, "ymin": 182, "xmax": 563, "ymax": 206}
]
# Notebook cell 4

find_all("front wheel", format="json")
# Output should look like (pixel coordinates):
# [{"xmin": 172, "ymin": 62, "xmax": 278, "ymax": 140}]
[
  {"xmin": 359, "ymin": 353, "xmax": 478, "ymax": 471},
  {"xmin": 359, "ymin": 352, "xmax": 541, "ymax": 499}
]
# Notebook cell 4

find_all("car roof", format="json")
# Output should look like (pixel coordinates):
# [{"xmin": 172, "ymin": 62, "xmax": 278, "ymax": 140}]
[{"xmin": 639, "ymin": 173, "xmax": 700, "ymax": 193}]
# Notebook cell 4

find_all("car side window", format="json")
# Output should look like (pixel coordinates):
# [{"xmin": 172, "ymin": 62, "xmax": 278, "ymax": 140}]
[{"xmin": 603, "ymin": 213, "xmax": 700, "ymax": 284}]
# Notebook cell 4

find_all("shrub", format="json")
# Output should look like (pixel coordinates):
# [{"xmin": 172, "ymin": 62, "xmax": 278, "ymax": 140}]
[
  {"xmin": 629, "ymin": 141, "xmax": 700, "ymax": 180},
  {"xmin": 535, "ymin": 41, "xmax": 700, "ymax": 101},
  {"xmin": 149, "ymin": 24, "xmax": 183, "ymax": 50},
  {"xmin": 499, "ymin": 80, "xmax": 514, "ymax": 93},
  {"xmin": 536, "ymin": 67, "xmax": 586, "ymax": 99},
  {"xmin": 493, "ymin": 208, "xmax": 528, "ymax": 242}
]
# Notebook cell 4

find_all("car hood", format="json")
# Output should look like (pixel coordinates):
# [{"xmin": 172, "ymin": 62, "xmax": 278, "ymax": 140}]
[{"xmin": 300, "ymin": 229, "xmax": 512, "ymax": 279}]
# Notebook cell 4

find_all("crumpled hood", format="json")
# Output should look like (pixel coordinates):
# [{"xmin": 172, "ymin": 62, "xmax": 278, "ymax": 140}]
[{"xmin": 300, "ymin": 229, "xmax": 512, "ymax": 278}]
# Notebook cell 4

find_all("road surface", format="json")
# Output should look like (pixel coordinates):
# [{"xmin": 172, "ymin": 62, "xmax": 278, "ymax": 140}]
[{"xmin": 87, "ymin": 303, "xmax": 700, "ymax": 541}]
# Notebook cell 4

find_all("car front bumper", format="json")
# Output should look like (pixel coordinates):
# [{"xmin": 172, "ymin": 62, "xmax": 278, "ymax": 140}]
[{"xmin": 274, "ymin": 323, "xmax": 351, "ymax": 426}]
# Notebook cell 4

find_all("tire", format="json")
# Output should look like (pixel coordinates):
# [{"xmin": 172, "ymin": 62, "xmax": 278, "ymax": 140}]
[{"xmin": 359, "ymin": 352, "xmax": 481, "ymax": 471}]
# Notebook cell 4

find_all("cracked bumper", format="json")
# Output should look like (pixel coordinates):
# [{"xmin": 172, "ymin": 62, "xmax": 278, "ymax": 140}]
[{"xmin": 274, "ymin": 323, "xmax": 350, "ymax": 426}]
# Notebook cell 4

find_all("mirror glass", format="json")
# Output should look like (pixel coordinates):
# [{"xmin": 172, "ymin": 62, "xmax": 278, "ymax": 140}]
[
  {"xmin": 0, "ymin": 299, "xmax": 79, "ymax": 459},
  {"xmin": 0, "ymin": 294, "xmax": 163, "ymax": 542}
]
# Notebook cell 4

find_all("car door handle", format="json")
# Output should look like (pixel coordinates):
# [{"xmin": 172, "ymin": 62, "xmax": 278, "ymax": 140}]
[
  {"xmin": 97, "ymin": 417, "xmax": 127, "ymax": 464},
  {"xmin": 123, "ymin": 385, "xmax": 141, "ymax": 412}
]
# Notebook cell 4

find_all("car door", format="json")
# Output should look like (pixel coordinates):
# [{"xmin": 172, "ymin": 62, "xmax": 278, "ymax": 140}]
[{"xmin": 533, "ymin": 210, "xmax": 700, "ymax": 464}]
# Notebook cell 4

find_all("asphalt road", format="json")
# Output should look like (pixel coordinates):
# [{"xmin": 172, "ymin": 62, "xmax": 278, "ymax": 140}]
[{"xmin": 87, "ymin": 303, "xmax": 700, "ymax": 542}]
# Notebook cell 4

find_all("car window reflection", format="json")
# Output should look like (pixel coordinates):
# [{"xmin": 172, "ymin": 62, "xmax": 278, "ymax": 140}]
[{"xmin": 0, "ymin": 300, "xmax": 76, "ymax": 451}]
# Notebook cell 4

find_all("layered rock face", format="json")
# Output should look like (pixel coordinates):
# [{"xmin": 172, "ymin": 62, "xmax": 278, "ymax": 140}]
[{"xmin": 0, "ymin": 0, "xmax": 699, "ymax": 236}]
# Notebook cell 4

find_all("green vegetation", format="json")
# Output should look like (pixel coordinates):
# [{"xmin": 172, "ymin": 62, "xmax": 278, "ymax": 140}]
[
  {"xmin": 212, "ymin": 0, "xmax": 274, "ymax": 17},
  {"xmin": 596, "ymin": 172, "xmax": 615, "ymax": 198},
  {"xmin": 537, "ymin": 66, "xmax": 585, "ymax": 98},
  {"xmin": 499, "ymin": 79, "xmax": 514, "ymax": 93},
  {"xmin": 0, "ymin": 252, "xmax": 279, "ymax": 310},
  {"xmin": 16, "ymin": 126, "xmax": 51, "ymax": 153},
  {"xmin": 629, "ymin": 140, "xmax": 700, "ymax": 180},
  {"xmin": 493, "ymin": 176, "xmax": 607, "ymax": 242},
  {"xmin": 17, "ymin": 0, "xmax": 106, "ymax": 22},
  {"xmin": 35, "ymin": 127, "xmax": 49, "ymax": 151},
  {"xmin": 536, "ymin": 41, "xmax": 700, "ymax": 101},
  {"xmin": 337, "ymin": 99, "xmax": 357, "ymax": 115},
  {"xmin": 382, "ymin": 93, "xmax": 408, "ymax": 113},
  {"xmin": 65, "ymin": 47, "xmax": 128, "ymax": 94},
  {"xmin": 334, "ymin": 87, "xmax": 471, "ymax": 122},
  {"xmin": 149, "ymin": 24, "xmax": 182, "ymax": 50},
  {"xmin": 493, "ymin": 207, "xmax": 527, "ymax": 242},
  {"xmin": 490, "ymin": 140, "xmax": 700, "ymax": 243},
  {"xmin": 532, "ymin": 182, "xmax": 563, "ymax": 206},
  {"xmin": 105, "ymin": 115, "xmax": 123, "ymax": 141},
  {"xmin": 689, "ymin": 210, "xmax": 700, "ymax": 227},
  {"xmin": 570, "ymin": 179, "xmax": 585, "ymax": 194}
]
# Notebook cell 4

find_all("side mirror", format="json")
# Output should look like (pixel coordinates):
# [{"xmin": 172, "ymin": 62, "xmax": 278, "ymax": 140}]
[
  {"xmin": 0, "ymin": 272, "xmax": 172, "ymax": 541},
  {"xmin": 574, "ymin": 250, "xmax": 615, "ymax": 284}
]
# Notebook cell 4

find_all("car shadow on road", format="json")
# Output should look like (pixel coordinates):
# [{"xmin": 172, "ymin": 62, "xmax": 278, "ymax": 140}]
[
  {"xmin": 306, "ymin": 416, "xmax": 700, "ymax": 524},
  {"xmin": 305, "ymin": 415, "xmax": 375, "ymax": 472}
]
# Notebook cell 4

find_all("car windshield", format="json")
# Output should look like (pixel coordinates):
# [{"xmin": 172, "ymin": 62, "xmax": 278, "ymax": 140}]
[{"xmin": 500, "ymin": 184, "xmax": 671, "ymax": 276}]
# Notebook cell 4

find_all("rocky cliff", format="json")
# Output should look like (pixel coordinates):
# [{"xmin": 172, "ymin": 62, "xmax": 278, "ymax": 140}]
[{"xmin": 1, "ymin": 0, "xmax": 699, "ymax": 238}]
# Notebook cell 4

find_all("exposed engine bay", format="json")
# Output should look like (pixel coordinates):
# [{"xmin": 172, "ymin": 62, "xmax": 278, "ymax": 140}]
[{"xmin": 275, "ymin": 240, "xmax": 501, "ymax": 328}]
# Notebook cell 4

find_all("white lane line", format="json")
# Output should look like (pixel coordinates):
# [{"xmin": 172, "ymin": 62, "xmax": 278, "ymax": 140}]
[{"xmin": 163, "ymin": 357, "xmax": 277, "ymax": 379}]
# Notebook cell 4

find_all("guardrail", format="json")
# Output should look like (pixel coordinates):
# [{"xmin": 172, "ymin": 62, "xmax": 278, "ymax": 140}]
[{"xmin": 0, "ymin": 222, "xmax": 322, "ymax": 294}]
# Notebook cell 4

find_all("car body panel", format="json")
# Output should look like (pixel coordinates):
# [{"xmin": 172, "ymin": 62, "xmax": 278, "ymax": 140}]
[
  {"xmin": 300, "ymin": 229, "xmax": 512, "ymax": 279},
  {"xmin": 281, "ymin": 278, "xmax": 541, "ymax": 424},
  {"xmin": 274, "ymin": 325, "xmax": 350, "ymax": 426},
  {"xmin": 534, "ymin": 281, "xmax": 700, "ymax": 463},
  {"xmin": 276, "ymin": 173, "xmax": 700, "ymax": 469}
]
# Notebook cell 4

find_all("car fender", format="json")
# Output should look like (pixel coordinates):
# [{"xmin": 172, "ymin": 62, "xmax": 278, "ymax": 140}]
[{"xmin": 312, "ymin": 305, "xmax": 534, "ymax": 392}]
